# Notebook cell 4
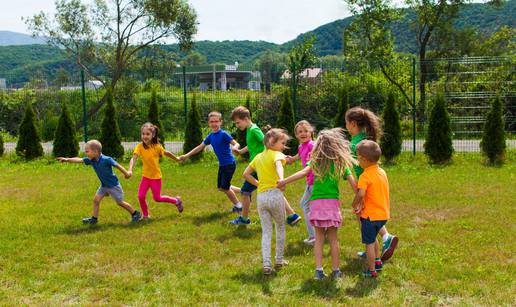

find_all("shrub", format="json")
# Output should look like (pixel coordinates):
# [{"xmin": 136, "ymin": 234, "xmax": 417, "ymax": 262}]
[
  {"xmin": 276, "ymin": 89, "xmax": 298, "ymax": 155},
  {"xmin": 424, "ymin": 94, "xmax": 453, "ymax": 164},
  {"xmin": 381, "ymin": 92, "xmax": 402, "ymax": 162},
  {"xmin": 99, "ymin": 89, "xmax": 125, "ymax": 159},
  {"xmin": 148, "ymin": 89, "xmax": 165, "ymax": 145},
  {"xmin": 183, "ymin": 94, "xmax": 203, "ymax": 161},
  {"xmin": 16, "ymin": 102, "xmax": 43, "ymax": 160},
  {"xmin": 480, "ymin": 96, "xmax": 506, "ymax": 164},
  {"xmin": 53, "ymin": 102, "xmax": 79, "ymax": 157}
]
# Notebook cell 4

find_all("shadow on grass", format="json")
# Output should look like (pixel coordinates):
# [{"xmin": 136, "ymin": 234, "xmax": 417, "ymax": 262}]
[
  {"xmin": 284, "ymin": 241, "xmax": 312, "ymax": 257},
  {"xmin": 232, "ymin": 269, "xmax": 276, "ymax": 296},
  {"xmin": 60, "ymin": 215, "xmax": 174, "ymax": 235},
  {"xmin": 299, "ymin": 277, "xmax": 339, "ymax": 298},
  {"xmin": 216, "ymin": 225, "xmax": 260, "ymax": 243},
  {"xmin": 341, "ymin": 257, "xmax": 378, "ymax": 297},
  {"xmin": 191, "ymin": 211, "xmax": 231, "ymax": 226}
]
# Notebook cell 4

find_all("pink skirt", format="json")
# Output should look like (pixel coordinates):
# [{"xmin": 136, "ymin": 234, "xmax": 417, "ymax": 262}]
[{"xmin": 309, "ymin": 199, "xmax": 342, "ymax": 228}]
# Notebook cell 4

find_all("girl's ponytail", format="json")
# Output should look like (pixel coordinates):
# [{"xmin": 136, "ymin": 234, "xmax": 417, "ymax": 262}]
[{"xmin": 346, "ymin": 107, "xmax": 382, "ymax": 142}]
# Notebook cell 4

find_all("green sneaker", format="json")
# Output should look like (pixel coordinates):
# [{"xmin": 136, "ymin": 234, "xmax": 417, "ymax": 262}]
[{"xmin": 381, "ymin": 235, "xmax": 398, "ymax": 262}]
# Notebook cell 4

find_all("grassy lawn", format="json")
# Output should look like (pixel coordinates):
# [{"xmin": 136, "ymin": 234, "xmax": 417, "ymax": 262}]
[{"xmin": 0, "ymin": 152, "xmax": 515, "ymax": 305}]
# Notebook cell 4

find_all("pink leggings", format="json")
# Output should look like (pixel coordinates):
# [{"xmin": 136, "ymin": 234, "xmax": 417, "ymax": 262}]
[{"xmin": 138, "ymin": 177, "xmax": 178, "ymax": 217}]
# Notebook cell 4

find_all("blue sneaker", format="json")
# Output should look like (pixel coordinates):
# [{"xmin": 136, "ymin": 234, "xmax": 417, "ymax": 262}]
[
  {"xmin": 314, "ymin": 269, "xmax": 327, "ymax": 280},
  {"xmin": 331, "ymin": 270, "xmax": 343, "ymax": 279},
  {"xmin": 286, "ymin": 213, "xmax": 301, "ymax": 226},
  {"xmin": 381, "ymin": 235, "xmax": 398, "ymax": 262},
  {"xmin": 82, "ymin": 216, "xmax": 98, "ymax": 224},
  {"xmin": 131, "ymin": 211, "xmax": 142, "ymax": 222},
  {"xmin": 229, "ymin": 216, "xmax": 250, "ymax": 225},
  {"xmin": 357, "ymin": 251, "xmax": 367, "ymax": 258},
  {"xmin": 231, "ymin": 205, "xmax": 243, "ymax": 213}
]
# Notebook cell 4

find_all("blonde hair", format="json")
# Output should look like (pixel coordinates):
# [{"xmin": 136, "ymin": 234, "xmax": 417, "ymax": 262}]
[
  {"xmin": 345, "ymin": 107, "xmax": 382, "ymax": 142},
  {"xmin": 357, "ymin": 140, "xmax": 382, "ymax": 163},
  {"xmin": 310, "ymin": 128, "xmax": 356, "ymax": 179},
  {"xmin": 294, "ymin": 120, "xmax": 314, "ymax": 139},
  {"xmin": 208, "ymin": 111, "xmax": 222, "ymax": 121},
  {"xmin": 140, "ymin": 122, "xmax": 160, "ymax": 149},
  {"xmin": 231, "ymin": 106, "xmax": 251, "ymax": 120},
  {"xmin": 264, "ymin": 128, "xmax": 290, "ymax": 149},
  {"xmin": 85, "ymin": 140, "xmax": 102, "ymax": 153}
]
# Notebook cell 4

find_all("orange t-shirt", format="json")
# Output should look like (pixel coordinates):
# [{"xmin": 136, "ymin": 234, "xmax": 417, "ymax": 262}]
[
  {"xmin": 133, "ymin": 143, "xmax": 165, "ymax": 179},
  {"xmin": 358, "ymin": 164, "xmax": 390, "ymax": 221}
]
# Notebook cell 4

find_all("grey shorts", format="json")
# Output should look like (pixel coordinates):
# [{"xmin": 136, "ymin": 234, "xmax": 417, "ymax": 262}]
[{"xmin": 96, "ymin": 184, "xmax": 124, "ymax": 203}]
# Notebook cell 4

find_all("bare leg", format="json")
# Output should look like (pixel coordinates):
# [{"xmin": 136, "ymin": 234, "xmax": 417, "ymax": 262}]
[
  {"xmin": 314, "ymin": 227, "xmax": 326, "ymax": 269},
  {"xmin": 326, "ymin": 227, "xmax": 340, "ymax": 271},
  {"xmin": 241, "ymin": 194, "xmax": 251, "ymax": 219},
  {"xmin": 284, "ymin": 196, "xmax": 295, "ymax": 215},
  {"xmin": 92, "ymin": 194, "xmax": 104, "ymax": 218},
  {"xmin": 116, "ymin": 200, "xmax": 136, "ymax": 214},
  {"xmin": 230, "ymin": 185, "xmax": 241, "ymax": 194},
  {"xmin": 379, "ymin": 226, "xmax": 388, "ymax": 237},
  {"xmin": 366, "ymin": 240, "xmax": 378, "ymax": 272},
  {"xmin": 220, "ymin": 188, "xmax": 239, "ymax": 205}
]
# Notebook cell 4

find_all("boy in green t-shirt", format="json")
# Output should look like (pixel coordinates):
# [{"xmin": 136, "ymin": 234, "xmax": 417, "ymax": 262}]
[{"xmin": 229, "ymin": 106, "xmax": 301, "ymax": 226}]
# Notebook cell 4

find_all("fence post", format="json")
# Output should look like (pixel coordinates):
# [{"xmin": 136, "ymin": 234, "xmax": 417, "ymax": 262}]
[
  {"xmin": 182, "ymin": 66, "xmax": 188, "ymax": 126},
  {"xmin": 80, "ymin": 70, "xmax": 88, "ymax": 143},
  {"xmin": 291, "ymin": 62, "xmax": 297, "ymax": 123},
  {"xmin": 412, "ymin": 57, "xmax": 416, "ymax": 156}
]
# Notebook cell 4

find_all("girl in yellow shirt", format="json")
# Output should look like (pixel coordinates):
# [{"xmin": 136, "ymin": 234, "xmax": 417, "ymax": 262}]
[{"xmin": 128, "ymin": 123, "xmax": 183, "ymax": 218}]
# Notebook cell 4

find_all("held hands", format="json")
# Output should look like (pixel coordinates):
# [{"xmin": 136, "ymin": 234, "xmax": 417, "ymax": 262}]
[
  {"xmin": 276, "ymin": 179, "xmax": 287, "ymax": 190},
  {"xmin": 178, "ymin": 155, "xmax": 187, "ymax": 162},
  {"xmin": 285, "ymin": 156, "xmax": 293, "ymax": 165},
  {"xmin": 125, "ymin": 171, "xmax": 132, "ymax": 179},
  {"xmin": 352, "ymin": 200, "xmax": 364, "ymax": 215},
  {"xmin": 232, "ymin": 148, "xmax": 240, "ymax": 156},
  {"xmin": 57, "ymin": 157, "xmax": 67, "ymax": 162}
]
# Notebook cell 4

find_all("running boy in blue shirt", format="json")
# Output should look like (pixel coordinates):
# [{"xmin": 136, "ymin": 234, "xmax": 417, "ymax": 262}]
[
  {"xmin": 180, "ymin": 111, "xmax": 243, "ymax": 212},
  {"xmin": 57, "ymin": 139, "xmax": 141, "ymax": 224}
]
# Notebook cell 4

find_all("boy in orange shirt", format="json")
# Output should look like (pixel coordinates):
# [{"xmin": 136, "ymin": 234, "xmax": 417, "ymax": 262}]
[{"xmin": 351, "ymin": 140, "xmax": 391, "ymax": 278}]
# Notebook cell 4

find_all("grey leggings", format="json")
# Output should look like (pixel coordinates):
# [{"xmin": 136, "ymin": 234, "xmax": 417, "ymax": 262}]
[
  {"xmin": 257, "ymin": 188, "xmax": 286, "ymax": 267},
  {"xmin": 300, "ymin": 184, "xmax": 315, "ymax": 238}
]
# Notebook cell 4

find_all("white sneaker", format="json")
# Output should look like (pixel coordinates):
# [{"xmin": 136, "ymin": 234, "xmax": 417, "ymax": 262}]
[{"xmin": 303, "ymin": 237, "xmax": 315, "ymax": 245}]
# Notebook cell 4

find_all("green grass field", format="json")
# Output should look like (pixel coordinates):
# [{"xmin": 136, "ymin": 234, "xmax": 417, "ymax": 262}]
[{"xmin": 0, "ymin": 153, "xmax": 515, "ymax": 305}]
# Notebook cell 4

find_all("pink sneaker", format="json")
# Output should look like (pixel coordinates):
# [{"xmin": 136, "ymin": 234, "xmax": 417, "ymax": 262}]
[{"xmin": 175, "ymin": 197, "xmax": 183, "ymax": 213}]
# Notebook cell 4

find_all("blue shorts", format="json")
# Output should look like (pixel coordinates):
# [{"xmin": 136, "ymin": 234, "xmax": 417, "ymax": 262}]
[
  {"xmin": 241, "ymin": 171, "xmax": 258, "ymax": 195},
  {"xmin": 96, "ymin": 184, "xmax": 124, "ymax": 203},
  {"xmin": 360, "ymin": 218, "xmax": 387, "ymax": 244},
  {"xmin": 218, "ymin": 162, "xmax": 236, "ymax": 190}
]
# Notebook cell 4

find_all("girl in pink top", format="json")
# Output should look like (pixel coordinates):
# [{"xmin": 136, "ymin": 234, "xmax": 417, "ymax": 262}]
[{"xmin": 286, "ymin": 120, "xmax": 316, "ymax": 245}]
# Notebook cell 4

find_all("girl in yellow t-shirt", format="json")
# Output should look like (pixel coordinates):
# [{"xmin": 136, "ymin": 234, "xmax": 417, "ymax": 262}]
[{"xmin": 128, "ymin": 123, "xmax": 182, "ymax": 219}]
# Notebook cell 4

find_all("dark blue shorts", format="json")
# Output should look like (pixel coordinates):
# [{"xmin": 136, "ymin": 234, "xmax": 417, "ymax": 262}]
[
  {"xmin": 241, "ymin": 171, "xmax": 258, "ymax": 195},
  {"xmin": 218, "ymin": 162, "xmax": 236, "ymax": 190},
  {"xmin": 361, "ymin": 218, "xmax": 387, "ymax": 245}
]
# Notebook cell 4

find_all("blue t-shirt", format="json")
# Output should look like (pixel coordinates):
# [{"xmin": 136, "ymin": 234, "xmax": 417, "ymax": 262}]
[
  {"xmin": 203, "ymin": 129, "xmax": 236, "ymax": 166},
  {"xmin": 83, "ymin": 154, "xmax": 120, "ymax": 188}
]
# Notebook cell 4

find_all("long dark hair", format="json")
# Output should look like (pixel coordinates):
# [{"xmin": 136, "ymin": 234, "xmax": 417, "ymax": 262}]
[
  {"xmin": 345, "ymin": 107, "xmax": 382, "ymax": 141},
  {"xmin": 141, "ymin": 122, "xmax": 160, "ymax": 149}
]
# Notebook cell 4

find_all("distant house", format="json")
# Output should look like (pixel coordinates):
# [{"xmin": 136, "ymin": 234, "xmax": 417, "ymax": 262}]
[
  {"xmin": 60, "ymin": 80, "xmax": 104, "ymax": 91},
  {"xmin": 177, "ymin": 63, "xmax": 261, "ymax": 91},
  {"xmin": 281, "ymin": 68, "xmax": 323, "ymax": 80},
  {"xmin": 0, "ymin": 78, "xmax": 6, "ymax": 90}
]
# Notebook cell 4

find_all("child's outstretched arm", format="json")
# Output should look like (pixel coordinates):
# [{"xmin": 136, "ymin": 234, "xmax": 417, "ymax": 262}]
[
  {"xmin": 243, "ymin": 165, "xmax": 259, "ymax": 187},
  {"xmin": 285, "ymin": 153, "xmax": 300, "ymax": 165},
  {"xmin": 346, "ymin": 174, "xmax": 358, "ymax": 193},
  {"xmin": 277, "ymin": 166, "xmax": 311, "ymax": 188},
  {"xmin": 115, "ymin": 163, "xmax": 131, "ymax": 179},
  {"xmin": 57, "ymin": 157, "xmax": 83, "ymax": 163},
  {"xmin": 351, "ymin": 188, "xmax": 365, "ymax": 215},
  {"xmin": 128, "ymin": 154, "xmax": 138, "ymax": 176},
  {"xmin": 180, "ymin": 143, "xmax": 206, "ymax": 161},
  {"xmin": 164, "ymin": 150, "xmax": 180, "ymax": 162},
  {"xmin": 233, "ymin": 145, "xmax": 248, "ymax": 156}
]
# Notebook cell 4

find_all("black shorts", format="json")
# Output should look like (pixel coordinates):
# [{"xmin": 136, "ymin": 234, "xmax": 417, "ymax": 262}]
[
  {"xmin": 218, "ymin": 163, "xmax": 236, "ymax": 190},
  {"xmin": 361, "ymin": 218, "xmax": 387, "ymax": 244},
  {"xmin": 241, "ymin": 171, "xmax": 258, "ymax": 195}
]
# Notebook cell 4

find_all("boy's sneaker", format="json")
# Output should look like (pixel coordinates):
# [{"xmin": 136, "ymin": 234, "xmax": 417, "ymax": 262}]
[
  {"xmin": 131, "ymin": 211, "xmax": 142, "ymax": 222},
  {"xmin": 229, "ymin": 216, "xmax": 251, "ymax": 225},
  {"xmin": 303, "ymin": 237, "xmax": 316, "ymax": 246},
  {"xmin": 175, "ymin": 197, "xmax": 184, "ymax": 213},
  {"xmin": 375, "ymin": 260, "xmax": 383, "ymax": 272},
  {"xmin": 363, "ymin": 269, "xmax": 378, "ymax": 278},
  {"xmin": 357, "ymin": 251, "xmax": 367, "ymax": 258},
  {"xmin": 82, "ymin": 216, "xmax": 98, "ymax": 224},
  {"xmin": 231, "ymin": 205, "xmax": 243, "ymax": 213},
  {"xmin": 331, "ymin": 270, "xmax": 343, "ymax": 279},
  {"xmin": 314, "ymin": 269, "xmax": 327, "ymax": 280},
  {"xmin": 381, "ymin": 235, "xmax": 399, "ymax": 262},
  {"xmin": 286, "ymin": 213, "xmax": 302, "ymax": 226}
]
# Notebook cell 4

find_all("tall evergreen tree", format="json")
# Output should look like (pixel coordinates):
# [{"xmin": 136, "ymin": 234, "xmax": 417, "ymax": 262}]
[
  {"xmin": 0, "ymin": 133, "xmax": 4, "ymax": 157},
  {"xmin": 424, "ymin": 94, "xmax": 453, "ymax": 164},
  {"xmin": 148, "ymin": 89, "xmax": 165, "ymax": 145},
  {"xmin": 53, "ymin": 102, "xmax": 79, "ymax": 157},
  {"xmin": 183, "ymin": 94, "xmax": 203, "ymax": 161},
  {"xmin": 276, "ymin": 89, "xmax": 297, "ymax": 155},
  {"xmin": 16, "ymin": 102, "xmax": 43, "ymax": 160},
  {"xmin": 334, "ymin": 85, "xmax": 350, "ymax": 129},
  {"xmin": 99, "ymin": 89, "xmax": 124, "ymax": 159},
  {"xmin": 380, "ymin": 92, "xmax": 402, "ymax": 162},
  {"xmin": 480, "ymin": 96, "xmax": 506, "ymax": 164}
]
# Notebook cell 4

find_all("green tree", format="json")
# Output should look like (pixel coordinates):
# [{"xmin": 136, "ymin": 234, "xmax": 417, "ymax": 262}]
[
  {"xmin": 276, "ymin": 89, "xmax": 298, "ymax": 155},
  {"xmin": 148, "ymin": 89, "xmax": 165, "ymax": 145},
  {"xmin": 53, "ymin": 102, "xmax": 79, "ymax": 157},
  {"xmin": 16, "ymin": 102, "xmax": 43, "ymax": 160},
  {"xmin": 180, "ymin": 51, "xmax": 207, "ymax": 66},
  {"xmin": 26, "ymin": 0, "xmax": 198, "ymax": 128},
  {"xmin": 424, "ymin": 94, "xmax": 453, "ymax": 164},
  {"xmin": 99, "ymin": 89, "xmax": 124, "ymax": 159},
  {"xmin": 480, "ymin": 96, "xmax": 506, "ymax": 165},
  {"xmin": 381, "ymin": 92, "xmax": 402, "ymax": 162},
  {"xmin": 0, "ymin": 133, "xmax": 4, "ymax": 156},
  {"xmin": 334, "ymin": 85, "xmax": 349, "ymax": 129},
  {"xmin": 183, "ymin": 94, "xmax": 203, "ymax": 161}
]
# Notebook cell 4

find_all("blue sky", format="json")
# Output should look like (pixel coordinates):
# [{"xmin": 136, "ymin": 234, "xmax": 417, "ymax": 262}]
[{"xmin": 0, "ymin": 0, "xmax": 351, "ymax": 44}]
